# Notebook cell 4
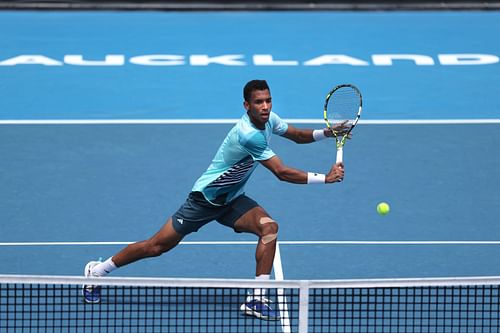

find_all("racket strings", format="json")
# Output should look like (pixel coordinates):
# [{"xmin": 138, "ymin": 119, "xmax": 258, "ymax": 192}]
[{"xmin": 327, "ymin": 88, "xmax": 360, "ymax": 121}]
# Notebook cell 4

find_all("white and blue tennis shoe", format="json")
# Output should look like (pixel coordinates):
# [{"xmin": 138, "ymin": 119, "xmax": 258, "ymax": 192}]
[
  {"xmin": 240, "ymin": 295, "xmax": 280, "ymax": 321},
  {"xmin": 82, "ymin": 260, "xmax": 102, "ymax": 304}
]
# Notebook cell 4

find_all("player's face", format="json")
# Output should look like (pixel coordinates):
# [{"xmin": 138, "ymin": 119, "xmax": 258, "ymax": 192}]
[{"xmin": 245, "ymin": 89, "xmax": 272, "ymax": 129}]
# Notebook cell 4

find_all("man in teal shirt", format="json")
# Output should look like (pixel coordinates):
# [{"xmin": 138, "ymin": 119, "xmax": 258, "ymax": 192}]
[{"xmin": 83, "ymin": 80, "xmax": 347, "ymax": 320}]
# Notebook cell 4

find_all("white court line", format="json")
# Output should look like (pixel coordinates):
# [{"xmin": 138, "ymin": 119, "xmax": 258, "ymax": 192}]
[
  {"xmin": 1, "ymin": 118, "xmax": 500, "ymax": 125},
  {"xmin": 282, "ymin": 240, "xmax": 500, "ymax": 245},
  {"xmin": 2, "ymin": 240, "xmax": 500, "ymax": 246},
  {"xmin": 273, "ymin": 242, "xmax": 291, "ymax": 333}
]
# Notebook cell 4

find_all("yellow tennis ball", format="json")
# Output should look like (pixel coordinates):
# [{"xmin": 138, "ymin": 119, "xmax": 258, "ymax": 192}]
[{"xmin": 377, "ymin": 202, "xmax": 390, "ymax": 216}]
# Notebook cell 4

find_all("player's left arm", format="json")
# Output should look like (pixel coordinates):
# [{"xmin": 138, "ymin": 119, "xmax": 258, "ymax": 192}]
[
  {"xmin": 282, "ymin": 122, "xmax": 351, "ymax": 144},
  {"xmin": 281, "ymin": 124, "xmax": 319, "ymax": 144}
]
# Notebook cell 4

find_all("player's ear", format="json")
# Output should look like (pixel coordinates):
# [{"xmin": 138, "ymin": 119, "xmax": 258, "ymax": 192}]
[{"xmin": 243, "ymin": 100, "xmax": 250, "ymax": 111}]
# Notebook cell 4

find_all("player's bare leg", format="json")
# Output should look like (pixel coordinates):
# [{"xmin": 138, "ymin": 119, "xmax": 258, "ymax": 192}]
[
  {"xmin": 234, "ymin": 206, "xmax": 278, "ymax": 276},
  {"xmin": 235, "ymin": 206, "xmax": 280, "ymax": 320},
  {"xmin": 83, "ymin": 218, "xmax": 183, "ymax": 303},
  {"xmin": 112, "ymin": 218, "xmax": 184, "ymax": 267}
]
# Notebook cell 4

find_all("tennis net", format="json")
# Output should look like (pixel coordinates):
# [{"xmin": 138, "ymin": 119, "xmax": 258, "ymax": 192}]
[{"xmin": 1, "ymin": 274, "xmax": 499, "ymax": 332}]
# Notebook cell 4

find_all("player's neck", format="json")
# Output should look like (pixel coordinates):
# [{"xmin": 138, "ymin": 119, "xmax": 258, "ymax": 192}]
[{"xmin": 247, "ymin": 112, "xmax": 266, "ymax": 130}]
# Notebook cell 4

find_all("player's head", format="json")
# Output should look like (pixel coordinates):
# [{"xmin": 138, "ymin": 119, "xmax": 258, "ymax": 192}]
[
  {"xmin": 243, "ymin": 80, "xmax": 272, "ymax": 128},
  {"xmin": 243, "ymin": 80, "xmax": 270, "ymax": 102}
]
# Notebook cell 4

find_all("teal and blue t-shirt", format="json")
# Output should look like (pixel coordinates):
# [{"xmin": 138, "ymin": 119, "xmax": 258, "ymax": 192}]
[{"xmin": 192, "ymin": 112, "xmax": 288, "ymax": 205}]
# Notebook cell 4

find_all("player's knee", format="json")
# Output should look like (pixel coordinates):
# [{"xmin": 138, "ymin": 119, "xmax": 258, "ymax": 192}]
[
  {"xmin": 145, "ymin": 241, "xmax": 168, "ymax": 257},
  {"xmin": 264, "ymin": 220, "xmax": 279, "ymax": 235},
  {"xmin": 260, "ymin": 217, "xmax": 278, "ymax": 244}
]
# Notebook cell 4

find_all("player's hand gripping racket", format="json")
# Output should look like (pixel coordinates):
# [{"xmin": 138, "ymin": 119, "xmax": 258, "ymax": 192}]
[{"xmin": 323, "ymin": 84, "xmax": 362, "ymax": 164}]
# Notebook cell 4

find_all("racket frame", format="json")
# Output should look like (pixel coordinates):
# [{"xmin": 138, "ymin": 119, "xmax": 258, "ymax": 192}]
[{"xmin": 323, "ymin": 84, "xmax": 363, "ymax": 163}]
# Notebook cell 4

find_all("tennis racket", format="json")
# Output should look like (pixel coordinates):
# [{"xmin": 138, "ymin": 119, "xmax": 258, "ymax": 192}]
[{"xmin": 323, "ymin": 84, "xmax": 362, "ymax": 163}]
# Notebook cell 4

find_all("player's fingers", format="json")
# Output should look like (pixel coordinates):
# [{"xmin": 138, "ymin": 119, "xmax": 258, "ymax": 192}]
[
  {"xmin": 336, "ymin": 120, "xmax": 348, "ymax": 130},
  {"xmin": 338, "ymin": 168, "xmax": 344, "ymax": 181}
]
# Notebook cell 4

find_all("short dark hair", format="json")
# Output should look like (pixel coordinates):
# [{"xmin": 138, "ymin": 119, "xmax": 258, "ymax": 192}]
[{"xmin": 243, "ymin": 80, "xmax": 270, "ymax": 102}]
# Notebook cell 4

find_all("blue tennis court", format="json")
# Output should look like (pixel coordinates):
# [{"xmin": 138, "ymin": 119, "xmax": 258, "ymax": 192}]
[{"xmin": 1, "ymin": 10, "xmax": 500, "ymax": 283}]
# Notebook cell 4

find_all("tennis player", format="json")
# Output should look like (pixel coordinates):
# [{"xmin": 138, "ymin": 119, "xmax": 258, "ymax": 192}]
[{"xmin": 83, "ymin": 80, "xmax": 348, "ymax": 320}]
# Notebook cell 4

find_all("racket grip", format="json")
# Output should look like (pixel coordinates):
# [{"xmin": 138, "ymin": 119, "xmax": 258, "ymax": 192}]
[{"xmin": 336, "ymin": 146, "xmax": 343, "ymax": 163}]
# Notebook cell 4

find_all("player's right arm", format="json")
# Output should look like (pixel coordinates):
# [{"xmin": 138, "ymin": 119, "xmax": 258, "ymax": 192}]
[{"xmin": 260, "ymin": 156, "xmax": 344, "ymax": 184}]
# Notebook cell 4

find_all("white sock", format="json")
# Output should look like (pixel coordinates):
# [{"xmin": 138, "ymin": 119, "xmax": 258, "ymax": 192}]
[
  {"xmin": 253, "ymin": 274, "xmax": 270, "ymax": 298},
  {"xmin": 91, "ymin": 257, "xmax": 117, "ymax": 277}
]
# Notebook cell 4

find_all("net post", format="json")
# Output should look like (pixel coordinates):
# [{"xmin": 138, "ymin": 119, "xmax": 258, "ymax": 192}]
[{"xmin": 298, "ymin": 281, "xmax": 309, "ymax": 333}]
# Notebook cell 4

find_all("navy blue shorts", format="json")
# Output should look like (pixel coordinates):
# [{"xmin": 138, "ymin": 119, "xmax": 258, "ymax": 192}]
[{"xmin": 171, "ymin": 192, "xmax": 259, "ymax": 236}]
